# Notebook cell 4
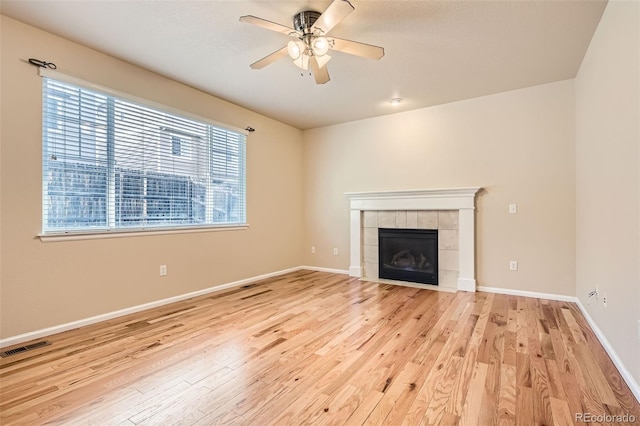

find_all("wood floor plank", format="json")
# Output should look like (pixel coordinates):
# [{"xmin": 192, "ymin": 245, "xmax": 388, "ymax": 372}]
[
  {"xmin": 445, "ymin": 344, "xmax": 478, "ymax": 417},
  {"xmin": 455, "ymin": 362, "xmax": 488, "ymax": 426},
  {"xmin": 516, "ymin": 384, "xmax": 534, "ymax": 426},
  {"xmin": 516, "ymin": 297, "xmax": 530, "ymax": 355},
  {"xmin": 550, "ymin": 396, "xmax": 575, "ymax": 426},
  {"xmin": 497, "ymin": 364, "xmax": 516, "ymax": 425},
  {"xmin": 420, "ymin": 355, "xmax": 462, "ymax": 425},
  {"xmin": 0, "ymin": 271, "xmax": 638, "ymax": 425}
]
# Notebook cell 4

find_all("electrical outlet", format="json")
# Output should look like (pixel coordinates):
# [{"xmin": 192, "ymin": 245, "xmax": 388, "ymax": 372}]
[
  {"xmin": 159, "ymin": 265, "xmax": 167, "ymax": 276},
  {"xmin": 311, "ymin": 246, "xmax": 316, "ymax": 254},
  {"xmin": 602, "ymin": 292, "xmax": 607, "ymax": 308},
  {"xmin": 333, "ymin": 248, "xmax": 338, "ymax": 255},
  {"xmin": 509, "ymin": 260, "xmax": 518, "ymax": 271}
]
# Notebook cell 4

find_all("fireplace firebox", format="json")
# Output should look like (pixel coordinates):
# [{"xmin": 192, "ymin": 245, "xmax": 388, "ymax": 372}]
[{"xmin": 378, "ymin": 228, "xmax": 438, "ymax": 285}]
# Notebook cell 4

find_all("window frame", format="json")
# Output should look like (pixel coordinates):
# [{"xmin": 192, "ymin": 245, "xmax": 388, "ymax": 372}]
[{"xmin": 38, "ymin": 68, "xmax": 249, "ymax": 242}]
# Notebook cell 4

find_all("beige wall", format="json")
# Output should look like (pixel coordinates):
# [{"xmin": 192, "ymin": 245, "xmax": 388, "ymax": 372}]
[
  {"xmin": 575, "ymin": 1, "xmax": 640, "ymax": 383},
  {"xmin": 0, "ymin": 16, "xmax": 305, "ymax": 339},
  {"xmin": 302, "ymin": 80, "xmax": 576, "ymax": 296}
]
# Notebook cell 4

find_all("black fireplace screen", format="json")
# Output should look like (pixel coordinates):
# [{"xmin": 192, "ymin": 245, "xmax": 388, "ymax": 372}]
[{"xmin": 378, "ymin": 228, "xmax": 438, "ymax": 285}]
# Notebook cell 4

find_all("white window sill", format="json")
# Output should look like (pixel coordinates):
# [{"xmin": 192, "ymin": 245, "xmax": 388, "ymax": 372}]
[{"xmin": 38, "ymin": 224, "xmax": 250, "ymax": 242}]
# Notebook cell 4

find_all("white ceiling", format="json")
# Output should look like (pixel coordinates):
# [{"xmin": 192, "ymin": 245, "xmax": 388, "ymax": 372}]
[{"xmin": 1, "ymin": 0, "xmax": 607, "ymax": 130}]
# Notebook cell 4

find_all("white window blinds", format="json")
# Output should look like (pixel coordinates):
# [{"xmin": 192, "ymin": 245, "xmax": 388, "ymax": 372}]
[{"xmin": 42, "ymin": 76, "xmax": 246, "ymax": 234}]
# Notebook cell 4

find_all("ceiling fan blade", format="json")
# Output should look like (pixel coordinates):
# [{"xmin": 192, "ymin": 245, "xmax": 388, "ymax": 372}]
[
  {"xmin": 240, "ymin": 15, "xmax": 294, "ymax": 36},
  {"xmin": 330, "ymin": 37, "xmax": 385, "ymax": 60},
  {"xmin": 311, "ymin": 0, "xmax": 354, "ymax": 35},
  {"xmin": 310, "ymin": 56, "xmax": 330, "ymax": 84},
  {"xmin": 250, "ymin": 47, "xmax": 289, "ymax": 69}
]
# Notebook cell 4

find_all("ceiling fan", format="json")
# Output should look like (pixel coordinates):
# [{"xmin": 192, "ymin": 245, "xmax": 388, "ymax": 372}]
[{"xmin": 239, "ymin": 0, "xmax": 384, "ymax": 84}]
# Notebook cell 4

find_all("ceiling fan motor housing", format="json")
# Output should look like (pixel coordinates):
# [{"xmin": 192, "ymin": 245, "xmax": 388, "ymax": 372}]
[{"xmin": 294, "ymin": 11, "xmax": 321, "ymax": 34}]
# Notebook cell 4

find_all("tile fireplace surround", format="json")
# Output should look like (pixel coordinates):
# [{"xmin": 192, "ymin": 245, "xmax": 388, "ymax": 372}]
[{"xmin": 345, "ymin": 187, "xmax": 481, "ymax": 292}]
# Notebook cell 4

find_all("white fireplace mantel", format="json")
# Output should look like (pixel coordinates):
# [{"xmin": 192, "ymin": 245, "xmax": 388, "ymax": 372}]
[{"xmin": 345, "ymin": 187, "xmax": 481, "ymax": 292}]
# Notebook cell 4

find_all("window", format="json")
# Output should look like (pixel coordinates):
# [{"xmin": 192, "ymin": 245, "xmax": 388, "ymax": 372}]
[
  {"xmin": 42, "ymin": 76, "xmax": 246, "ymax": 235},
  {"xmin": 171, "ymin": 136, "xmax": 182, "ymax": 156}
]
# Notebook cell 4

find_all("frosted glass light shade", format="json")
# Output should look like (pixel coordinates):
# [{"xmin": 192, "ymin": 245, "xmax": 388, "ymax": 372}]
[
  {"xmin": 312, "ymin": 37, "xmax": 329, "ymax": 56},
  {"xmin": 287, "ymin": 40, "xmax": 304, "ymax": 60}
]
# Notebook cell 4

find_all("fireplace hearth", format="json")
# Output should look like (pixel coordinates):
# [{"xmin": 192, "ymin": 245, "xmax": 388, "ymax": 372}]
[{"xmin": 378, "ymin": 228, "xmax": 438, "ymax": 285}]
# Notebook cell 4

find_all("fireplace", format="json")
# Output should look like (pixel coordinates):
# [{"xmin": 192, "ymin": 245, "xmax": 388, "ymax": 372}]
[
  {"xmin": 378, "ymin": 228, "xmax": 438, "ymax": 285},
  {"xmin": 345, "ymin": 187, "xmax": 481, "ymax": 292}
]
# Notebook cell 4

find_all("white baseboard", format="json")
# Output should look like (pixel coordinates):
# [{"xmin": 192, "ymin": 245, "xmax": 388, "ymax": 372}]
[
  {"xmin": 0, "ymin": 266, "xmax": 301, "ymax": 349},
  {"xmin": 478, "ymin": 285, "xmax": 639, "ymax": 403},
  {"xmin": 301, "ymin": 265, "xmax": 350, "ymax": 275},
  {"xmin": 477, "ymin": 285, "xmax": 577, "ymax": 302},
  {"xmin": 574, "ymin": 300, "xmax": 640, "ymax": 403}
]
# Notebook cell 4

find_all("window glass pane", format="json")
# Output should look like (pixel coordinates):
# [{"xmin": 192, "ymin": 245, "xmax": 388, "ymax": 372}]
[{"xmin": 42, "ymin": 78, "xmax": 246, "ymax": 233}]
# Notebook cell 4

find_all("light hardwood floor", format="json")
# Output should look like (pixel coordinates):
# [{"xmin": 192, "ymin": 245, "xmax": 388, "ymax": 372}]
[{"xmin": 1, "ymin": 270, "xmax": 638, "ymax": 425}]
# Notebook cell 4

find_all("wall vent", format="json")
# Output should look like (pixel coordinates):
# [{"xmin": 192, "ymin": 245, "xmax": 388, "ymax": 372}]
[{"xmin": 0, "ymin": 340, "xmax": 51, "ymax": 358}]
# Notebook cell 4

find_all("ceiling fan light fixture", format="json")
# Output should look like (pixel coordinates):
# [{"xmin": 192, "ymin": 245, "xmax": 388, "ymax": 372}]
[
  {"xmin": 312, "ymin": 36, "xmax": 330, "ymax": 56},
  {"xmin": 287, "ymin": 40, "xmax": 304, "ymax": 60}
]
